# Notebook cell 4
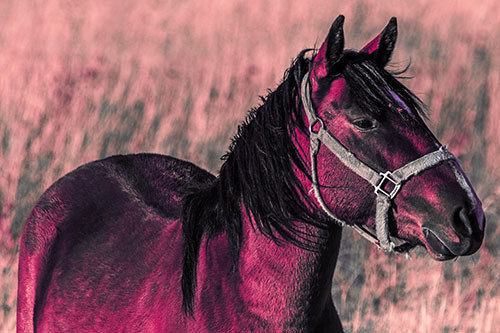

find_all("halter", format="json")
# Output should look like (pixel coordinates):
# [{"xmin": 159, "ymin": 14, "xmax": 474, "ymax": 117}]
[{"xmin": 300, "ymin": 71, "xmax": 457, "ymax": 253}]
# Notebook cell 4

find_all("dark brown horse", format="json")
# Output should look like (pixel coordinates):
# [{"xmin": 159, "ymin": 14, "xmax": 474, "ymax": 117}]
[{"xmin": 17, "ymin": 16, "xmax": 485, "ymax": 332}]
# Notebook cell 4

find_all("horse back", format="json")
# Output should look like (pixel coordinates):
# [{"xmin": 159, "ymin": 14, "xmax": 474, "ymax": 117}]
[{"xmin": 17, "ymin": 153, "xmax": 214, "ymax": 332}]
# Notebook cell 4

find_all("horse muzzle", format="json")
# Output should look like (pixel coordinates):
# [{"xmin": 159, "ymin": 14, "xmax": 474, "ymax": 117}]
[{"xmin": 422, "ymin": 206, "xmax": 485, "ymax": 260}]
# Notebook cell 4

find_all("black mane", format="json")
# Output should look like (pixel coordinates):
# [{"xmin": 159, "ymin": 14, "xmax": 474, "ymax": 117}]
[{"xmin": 180, "ymin": 49, "xmax": 425, "ymax": 315}]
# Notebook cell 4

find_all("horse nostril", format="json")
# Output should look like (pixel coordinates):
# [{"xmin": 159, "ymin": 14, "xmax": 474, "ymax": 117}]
[{"xmin": 452, "ymin": 207, "xmax": 474, "ymax": 237}]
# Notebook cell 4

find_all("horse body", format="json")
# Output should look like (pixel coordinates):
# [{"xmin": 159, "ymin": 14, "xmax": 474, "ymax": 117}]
[
  {"xmin": 17, "ymin": 154, "xmax": 342, "ymax": 331},
  {"xmin": 18, "ymin": 16, "xmax": 485, "ymax": 332}
]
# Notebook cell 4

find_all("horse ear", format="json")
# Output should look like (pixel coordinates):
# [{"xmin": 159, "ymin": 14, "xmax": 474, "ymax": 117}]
[
  {"xmin": 311, "ymin": 15, "xmax": 345, "ymax": 82},
  {"xmin": 360, "ymin": 17, "xmax": 398, "ymax": 67}
]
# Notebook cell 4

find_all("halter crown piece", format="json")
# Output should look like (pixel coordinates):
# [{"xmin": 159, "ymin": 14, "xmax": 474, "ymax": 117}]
[{"xmin": 300, "ymin": 71, "xmax": 457, "ymax": 254}]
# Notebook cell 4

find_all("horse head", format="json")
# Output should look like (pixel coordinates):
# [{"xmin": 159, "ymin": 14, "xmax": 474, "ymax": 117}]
[{"xmin": 303, "ymin": 15, "xmax": 485, "ymax": 260}]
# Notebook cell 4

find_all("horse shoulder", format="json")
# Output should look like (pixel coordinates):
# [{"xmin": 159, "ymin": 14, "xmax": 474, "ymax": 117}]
[{"xmin": 18, "ymin": 153, "xmax": 214, "ymax": 331}]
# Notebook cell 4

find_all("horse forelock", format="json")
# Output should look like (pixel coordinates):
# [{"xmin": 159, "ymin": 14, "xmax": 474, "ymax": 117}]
[{"xmin": 313, "ymin": 50, "xmax": 427, "ymax": 124}]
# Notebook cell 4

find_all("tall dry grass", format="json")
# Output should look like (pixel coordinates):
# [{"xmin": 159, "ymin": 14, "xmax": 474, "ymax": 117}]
[{"xmin": 0, "ymin": 0, "xmax": 499, "ymax": 331}]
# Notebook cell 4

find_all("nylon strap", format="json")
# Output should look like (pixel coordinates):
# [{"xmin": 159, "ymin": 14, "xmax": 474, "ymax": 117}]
[{"xmin": 300, "ymin": 71, "xmax": 457, "ymax": 253}]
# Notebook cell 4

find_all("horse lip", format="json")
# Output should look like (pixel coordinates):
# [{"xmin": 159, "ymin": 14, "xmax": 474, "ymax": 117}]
[{"xmin": 422, "ymin": 227, "xmax": 457, "ymax": 260}]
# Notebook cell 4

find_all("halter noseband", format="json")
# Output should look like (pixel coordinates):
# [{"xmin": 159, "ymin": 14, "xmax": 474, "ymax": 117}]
[{"xmin": 300, "ymin": 71, "xmax": 456, "ymax": 253}]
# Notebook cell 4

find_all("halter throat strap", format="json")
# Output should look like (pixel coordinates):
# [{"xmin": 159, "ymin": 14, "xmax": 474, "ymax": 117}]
[{"xmin": 300, "ymin": 71, "xmax": 456, "ymax": 253}]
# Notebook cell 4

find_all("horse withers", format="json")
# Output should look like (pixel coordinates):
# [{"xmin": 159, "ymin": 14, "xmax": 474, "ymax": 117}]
[{"xmin": 17, "ymin": 15, "xmax": 485, "ymax": 332}]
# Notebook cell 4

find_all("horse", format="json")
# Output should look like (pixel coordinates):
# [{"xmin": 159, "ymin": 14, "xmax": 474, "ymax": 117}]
[{"xmin": 17, "ymin": 15, "xmax": 485, "ymax": 332}]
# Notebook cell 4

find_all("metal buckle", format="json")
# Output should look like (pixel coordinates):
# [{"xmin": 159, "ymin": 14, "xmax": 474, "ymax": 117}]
[
  {"xmin": 309, "ymin": 118, "xmax": 324, "ymax": 134},
  {"xmin": 374, "ymin": 171, "xmax": 401, "ymax": 199}
]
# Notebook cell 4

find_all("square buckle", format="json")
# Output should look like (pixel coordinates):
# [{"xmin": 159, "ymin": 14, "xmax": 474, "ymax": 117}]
[{"xmin": 374, "ymin": 171, "xmax": 401, "ymax": 199}]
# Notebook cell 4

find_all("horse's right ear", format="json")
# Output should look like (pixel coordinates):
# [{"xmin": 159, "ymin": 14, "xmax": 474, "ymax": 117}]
[{"xmin": 310, "ymin": 15, "xmax": 345, "ymax": 87}]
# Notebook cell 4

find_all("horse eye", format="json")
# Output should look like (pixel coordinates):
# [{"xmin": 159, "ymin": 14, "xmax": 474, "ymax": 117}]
[{"xmin": 353, "ymin": 118, "xmax": 376, "ymax": 131}]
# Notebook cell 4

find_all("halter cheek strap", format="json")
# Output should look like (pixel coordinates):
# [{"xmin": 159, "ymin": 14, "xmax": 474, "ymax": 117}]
[{"xmin": 300, "ymin": 71, "xmax": 457, "ymax": 253}]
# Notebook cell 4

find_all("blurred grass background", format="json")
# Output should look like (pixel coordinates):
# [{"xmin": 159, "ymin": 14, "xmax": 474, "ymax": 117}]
[{"xmin": 1, "ymin": 0, "xmax": 499, "ymax": 331}]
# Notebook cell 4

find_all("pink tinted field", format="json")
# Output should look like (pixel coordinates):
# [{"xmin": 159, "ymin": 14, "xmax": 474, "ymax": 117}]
[{"xmin": 1, "ymin": 0, "xmax": 500, "ymax": 331}]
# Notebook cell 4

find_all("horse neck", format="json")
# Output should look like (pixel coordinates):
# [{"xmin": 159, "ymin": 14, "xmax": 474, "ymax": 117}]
[
  {"xmin": 237, "ymin": 206, "xmax": 342, "ymax": 323},
  {"xmin": 233, "ymin": 117, "xmax": 342, "ymax": 322},
  {"xmin": 198, "ymin": 97, "xmax": 343, "ymax": 322}
]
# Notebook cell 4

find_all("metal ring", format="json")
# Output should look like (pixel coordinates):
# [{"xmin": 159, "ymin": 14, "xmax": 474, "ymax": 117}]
[{"xmin": 309, "ymin": 118, "xmax": 324, "ymax": 134}]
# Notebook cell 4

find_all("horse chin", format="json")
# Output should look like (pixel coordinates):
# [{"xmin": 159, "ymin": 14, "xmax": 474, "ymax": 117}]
[
  {"xmin": 426, "ymin": 248, "xmax": 457, "ymax": 261},
  {"xmin": 422, "ymin": 238, "xmax": 457, "ymax": 261}
]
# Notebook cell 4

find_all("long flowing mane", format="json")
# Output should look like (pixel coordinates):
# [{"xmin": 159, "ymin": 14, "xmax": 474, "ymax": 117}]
[{"xmin": 180, "ymin": 49, "xmax": 426, "ymax": 314}]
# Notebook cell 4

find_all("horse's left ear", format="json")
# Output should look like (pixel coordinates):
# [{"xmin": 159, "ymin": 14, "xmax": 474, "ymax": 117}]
[{"xmin": 360, "ymin": 17, "xmax": 398, "ymax": 68}]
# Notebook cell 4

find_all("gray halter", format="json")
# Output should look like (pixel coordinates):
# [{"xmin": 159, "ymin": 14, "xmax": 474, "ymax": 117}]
[{"xmin": 300, "ymin": 71, "xmax": 457, "ymax": 253}]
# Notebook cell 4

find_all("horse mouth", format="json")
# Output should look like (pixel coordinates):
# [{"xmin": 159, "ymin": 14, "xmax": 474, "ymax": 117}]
[{"xmin": 422, "ymin": 228, "xmax": 457, "ymax": 261}]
